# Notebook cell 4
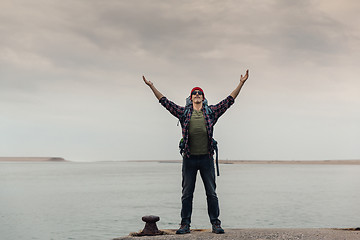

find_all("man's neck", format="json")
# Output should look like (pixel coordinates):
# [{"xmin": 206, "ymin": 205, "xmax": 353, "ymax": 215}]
[{"xmin": 193, "ymin": 102, "xmax": 203, "ymax": 111}]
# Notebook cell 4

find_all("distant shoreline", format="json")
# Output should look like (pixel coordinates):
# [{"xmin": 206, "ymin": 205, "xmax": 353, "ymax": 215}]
[
  {"xmin": 131, "ymin": 159, "xmax": 360, "ymax": 165},
  {"xmin": 1, "ymin": 158, "xmax": 359, "ymax": 165},
  {"xmin": 0, "ymin": 157, "xmax": 67, "ymax": 162},
  {"xmin": 219, "ymin": 159, "xmax": 360, "ymax": 165}
]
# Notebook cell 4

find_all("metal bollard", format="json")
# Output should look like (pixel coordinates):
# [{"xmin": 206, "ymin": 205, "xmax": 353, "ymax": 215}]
[{"xmin": 138, "ymin": 215, "xmax": 164, "ymax": 236}]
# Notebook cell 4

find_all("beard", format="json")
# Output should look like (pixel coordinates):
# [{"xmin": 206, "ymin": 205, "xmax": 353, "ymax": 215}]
[{"xmin": 192, "ymin": 97, "xmax": 203, "ymax": 104}]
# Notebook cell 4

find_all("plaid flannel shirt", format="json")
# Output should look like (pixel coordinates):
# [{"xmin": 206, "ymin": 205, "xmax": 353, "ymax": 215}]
[{"xmin": 159, "ymin": 95, "xmax": 235, "ymax": 158}]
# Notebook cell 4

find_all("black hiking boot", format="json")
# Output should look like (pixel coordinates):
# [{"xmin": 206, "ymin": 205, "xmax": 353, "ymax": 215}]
[
  {"xmin": 176, "ymin": 223, "xmax": 190, "ymax": 234},
  {"xmin": 212, "ymin": 221, "xmax": 225, "ymax": 234}
]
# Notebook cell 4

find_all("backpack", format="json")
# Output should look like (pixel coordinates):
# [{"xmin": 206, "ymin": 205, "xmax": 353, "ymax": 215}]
[{"xmin": 178, "ymin": 97, "xmax": 220, "ymax": 176}]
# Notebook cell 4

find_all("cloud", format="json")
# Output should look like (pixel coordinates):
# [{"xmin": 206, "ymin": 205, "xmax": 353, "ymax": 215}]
[
  {"xmin": 1, "ymin": 0, "xmax": 355, "ymax": 75},
  {"xmin": 1, "ymin": 0, "xmax": 359, "ymax": 160}
]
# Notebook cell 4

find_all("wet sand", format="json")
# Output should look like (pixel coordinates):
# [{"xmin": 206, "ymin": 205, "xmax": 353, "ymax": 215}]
[{"xmin": 115, "ymin": 228, "xmax": 360, "ymax": 240}]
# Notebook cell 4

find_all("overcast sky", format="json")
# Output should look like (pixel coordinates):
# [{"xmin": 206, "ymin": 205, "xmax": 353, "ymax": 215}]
[{"xmin": 1, "ymin": 0, "xmax": 359, "ymax": 162}]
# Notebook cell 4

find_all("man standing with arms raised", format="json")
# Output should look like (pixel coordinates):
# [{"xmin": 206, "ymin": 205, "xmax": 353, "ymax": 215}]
[{"xmin": 143, "ymin": 70, "xmax": 249, "ymax": 234}]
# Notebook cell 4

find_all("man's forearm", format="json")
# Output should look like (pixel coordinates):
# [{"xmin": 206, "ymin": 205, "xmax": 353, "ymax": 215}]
[
  {"xmin": 149, "ymin": 84, "xmax": 164, "ymax": 100},
  {"xmin": 230, "ymin": 81, "xmax": 245, "ymax": 99}
]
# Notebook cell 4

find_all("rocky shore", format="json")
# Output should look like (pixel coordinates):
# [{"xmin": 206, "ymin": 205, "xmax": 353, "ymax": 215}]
[{"xmin": 115, "ymin": 228, "xmax": 360, "ymax": 240}]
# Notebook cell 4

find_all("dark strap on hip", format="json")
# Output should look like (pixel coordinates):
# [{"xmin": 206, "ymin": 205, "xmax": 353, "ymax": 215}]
[{"xmin": 215, "ymin": 147, "xmax": 219, "ymax": 176}]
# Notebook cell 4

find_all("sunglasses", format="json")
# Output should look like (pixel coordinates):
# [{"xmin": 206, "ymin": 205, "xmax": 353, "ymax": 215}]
[{"xmin": 191, "ymin": 91, "xmax": 203, "ymax": 95}]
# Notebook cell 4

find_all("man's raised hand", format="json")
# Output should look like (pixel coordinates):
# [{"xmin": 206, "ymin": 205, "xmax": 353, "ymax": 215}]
[
  {"xmin": 143, "ymin": 75, "xmax": 164, "ymax": 100},
  {"xmin": 240, "ymin": 70, "xmax": 249, "ymax": 83},
  {"xmin": 230, "ymin": 69, "xmax": 249, "ymax": 99},
  {"xmin": 143, "ymin": 75, "xmax": 153, "ymax": 87}
]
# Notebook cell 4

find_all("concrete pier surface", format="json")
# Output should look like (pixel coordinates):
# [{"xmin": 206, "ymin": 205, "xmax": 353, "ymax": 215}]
[{"xmin": 115, "ymin": 228, "xmax": 360, "ymax": 240}]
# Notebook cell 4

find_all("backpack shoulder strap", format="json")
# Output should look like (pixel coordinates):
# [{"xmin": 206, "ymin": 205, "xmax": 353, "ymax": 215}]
[
  {"xmin": 177, "ymin": 97, "xmax": 192, "ymax": 126},
  {"xmin": 203, "ymin": 98, "xmax": 214, "ymax": 120}
]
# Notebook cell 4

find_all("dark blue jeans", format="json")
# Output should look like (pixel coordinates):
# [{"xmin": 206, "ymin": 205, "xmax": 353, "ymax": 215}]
[{"xmin": 180, "ymin": 154, "xmax": 221, "ymax": 225}]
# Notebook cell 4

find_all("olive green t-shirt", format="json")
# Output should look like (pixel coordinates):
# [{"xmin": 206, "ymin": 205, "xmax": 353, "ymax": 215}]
[{"xmin": 189, "ymin": 110, "xmax": 208, "ymax": 155}]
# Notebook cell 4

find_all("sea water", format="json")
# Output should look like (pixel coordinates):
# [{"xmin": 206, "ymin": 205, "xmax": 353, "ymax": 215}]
[{"xmin": 1, "ymin": 161, "xmax": 359, "ymax": 240}]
